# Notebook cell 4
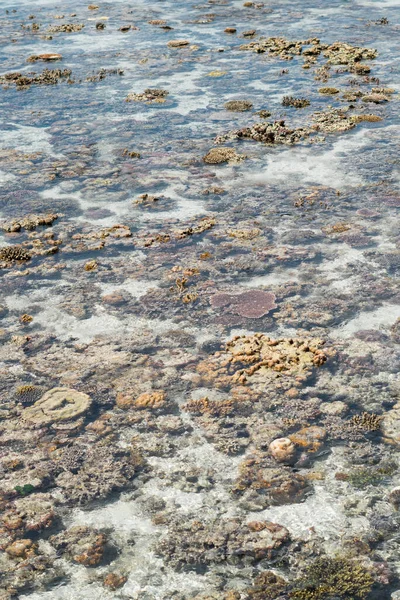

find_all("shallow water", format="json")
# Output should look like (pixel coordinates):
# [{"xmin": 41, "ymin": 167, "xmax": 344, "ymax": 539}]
[{"xmin": 0, "ymin": 0, "xmax": 399, "ymax": 598}]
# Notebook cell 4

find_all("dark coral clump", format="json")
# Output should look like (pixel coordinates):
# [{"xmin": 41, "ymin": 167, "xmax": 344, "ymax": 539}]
[
  {"xmin": 248, "ymin": 570, "xmax": 288, "ymax": 599},
  {"xmin": 282, "ymin": 96, "xmax": 310, "ymax": 108},
  {"xmin": 350, "ymin": 412, "xmax": 382, "ymax": 431},
  {"xmin": 15, "ymin": 385, "xmax": 43, "ymax": 406},
  {"xmin": 216, "ymin": 120, "xmax": 311, "ymax": 145},
  {"xmin": 0, "ymin": 245, "xmax": 31, "ymax": 261},
  {"xmin": 289, "ymin": 556, "xmax": 375, "ymax": 599},
  {"xmin": 0, "ymin": 69, "xmax": 72, "ymax": 87}
]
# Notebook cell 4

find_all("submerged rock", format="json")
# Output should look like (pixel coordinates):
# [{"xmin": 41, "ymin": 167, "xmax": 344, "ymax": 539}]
[
  {"xmin": 50, "ymin": 526, "xmax": 108, "ymax": 566},
  {"xmin": 167, "ymin": 39, "xmax": 189, "ymax": 48},
  {"xmin": 224, "ymin": 100, "xmax": 253, "ymax": 111},
  {"xmin": 27, "ymin": 53, "xmax": 62, "ymax": 62},
  {"xmin": 126, "ymin": 88, "xmax": 169, "ymax": 103},
  {"xmin": 382, "ymin": 403, "xmax": 400, "ymax": 444},
  {"xmin": 156, "ymin": 517, "xmax": 290, "ymax": 570}
]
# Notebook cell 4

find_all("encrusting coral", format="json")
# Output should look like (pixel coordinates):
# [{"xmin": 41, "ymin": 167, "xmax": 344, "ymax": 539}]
[
  {"xmin": 225, "ymin": 334, "xmax": 327, "ymax": 383},
  {"xmin": 210, "ymin": 290, "xmax": 277, "ymax": 318}
]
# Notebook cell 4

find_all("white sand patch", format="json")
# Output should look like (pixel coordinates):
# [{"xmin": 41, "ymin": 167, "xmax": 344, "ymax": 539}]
[
  {"xmin": 0, "ymin": 170, "xmax": 17, "ymax": 187},
  {"xmin": 331, "ymin": 304, "xmax": 399, "ymax": 338},
  {"xmin": 98, "ymin": 279, "xmax": 159, "ymax": 298},
  {"xmin": 259, "ymin": 484, "xmax": 369, "ymax": 538},
  {"xmin": 241, "ymin": 270, "xmax": 300, "ymax": 286},
  {"xmin": 0, "ymin": 124, "xmax": 62, "ymax": 157},
  {"xmin": 245, "ymin": 130, "xmax": 371, "ymax": 188}
]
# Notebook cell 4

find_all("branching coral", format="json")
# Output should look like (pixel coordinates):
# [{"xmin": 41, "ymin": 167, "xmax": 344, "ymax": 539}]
[
  {"xmin": 0, "ymin": 245, "xmax": 31, "ymax": 261},
  {"xmin": 289, "ymin": 556, "xmax": 374, "ymax": 599}
]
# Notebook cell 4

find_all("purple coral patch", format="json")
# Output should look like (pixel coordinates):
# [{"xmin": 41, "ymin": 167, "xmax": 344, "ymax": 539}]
[{"xmin": 210, "ymin": 289, "xmax": 276, "ymax": 318}]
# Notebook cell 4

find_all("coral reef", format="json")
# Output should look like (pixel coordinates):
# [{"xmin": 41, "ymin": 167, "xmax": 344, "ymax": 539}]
[
  {"xmin": 27, "ymin": 54, "xmax": 62, "ymax": 62},
  {"xmin": 15, "ymin": 385, "xmax": 43, "ymax": 405},
  {"xmin": 47, "ymin": 23, "xmax": 84, "ymax": 33},
  {"xmin": 167, "ymin": 39, "xmax": 189, "ymax": 47},
  {"xmin": 233, "ymin": 454, "xmax": 311, "ymax": 508},
  {"xmin": 323, "ymin": 41, "xmax": 377, "ymax": 64},
  {"xmin": 350, "ymin": 412, "xmax": 382, "ymax": 431},
  {"xmin": 312, "ymin": 109, "xmax": 356, "ymax": 133},
  {"xmin": 1, "ymin": 213, "xmax": 58, "ymax": 232},
  {"xmin": 0, "ymin": 0, "xmax": 397, "ymax": 598},
  {"xmin": 54, "ymin": 442, "xmax": 144, "ymax": 504},
  {"xmin": 382, "ymin": 403, "xmax": 400, "ymax": 444},
  {"xmin": 269, "ymin": 437, "xmax": 296, "ymax": 463},
  {"xmin": 247, "ymin": 571, "xmax": 288, "ymax": 599}
]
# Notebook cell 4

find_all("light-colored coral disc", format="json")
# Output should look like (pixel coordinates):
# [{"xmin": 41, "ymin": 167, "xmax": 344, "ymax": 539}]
[{"xmin": 22, "ymin": 387, "xmax": 91, "ymax": 424}]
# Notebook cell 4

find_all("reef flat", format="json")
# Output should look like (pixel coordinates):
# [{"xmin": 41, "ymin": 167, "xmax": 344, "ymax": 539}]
[{"xmin": 0, "ymin": 0, "xmax": 399, "ymax": 598}]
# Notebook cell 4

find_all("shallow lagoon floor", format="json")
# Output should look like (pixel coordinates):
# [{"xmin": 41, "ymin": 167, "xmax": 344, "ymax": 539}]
[{"xmin": 0, "ymin": 0, "xmax": 400, "ymax": 598}]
